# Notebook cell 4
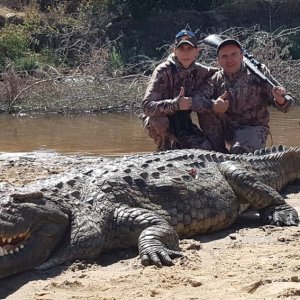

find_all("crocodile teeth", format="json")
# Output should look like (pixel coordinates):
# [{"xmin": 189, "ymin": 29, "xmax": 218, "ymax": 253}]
[
  {"xmin": 0, "ymin": 245, "xmax": 24, "ymax": 257},
  {"xmin": 0, "ymin": 231, "xmax": 30, "ymax": 245}
]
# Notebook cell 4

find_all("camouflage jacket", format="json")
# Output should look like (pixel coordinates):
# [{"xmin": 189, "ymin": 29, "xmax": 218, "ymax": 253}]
[
  {"xmin": 193, "ymin": 63, "xmax": 294, "ymax": 127},
  {"xmin": 142, "ymin": 54, "xmax": 218, "ymax": 117}
]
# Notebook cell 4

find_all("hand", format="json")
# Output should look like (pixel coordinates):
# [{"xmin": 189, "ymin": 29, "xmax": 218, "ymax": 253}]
[
  {"xmin": 213, "ymin": 91, "xmax": 229, "ymax": 113},
  {"xmin": 177, "ymin": 87, "xmax": 192, "ymax": 110},
  {"xmin": 272, "ymin": 86, "xmax": 287, "ymax": 105}
]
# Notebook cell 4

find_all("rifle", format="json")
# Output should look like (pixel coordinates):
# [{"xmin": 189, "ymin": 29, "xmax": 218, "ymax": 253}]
[{"xmin": 201, "ymin": 34, "xmax": 295, "ymax": 103}]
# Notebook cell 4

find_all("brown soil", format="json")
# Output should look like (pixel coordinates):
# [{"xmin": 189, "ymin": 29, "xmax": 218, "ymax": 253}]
[{"xmin": 0, "ymin": 152, "xmax": 300, "ymax": 300}]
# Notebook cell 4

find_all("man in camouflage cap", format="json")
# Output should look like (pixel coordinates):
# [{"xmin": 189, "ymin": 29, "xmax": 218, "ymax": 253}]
[
  {"xmin": 142, "ymin": 29, "xmax": 220, "ymax": 151},
  {"xmin": 193, "ymin": 38, "xmax": 294, "ymax": 154}
]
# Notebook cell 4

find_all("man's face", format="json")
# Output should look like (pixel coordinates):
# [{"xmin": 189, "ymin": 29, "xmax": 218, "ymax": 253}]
[
  {"xmin": 218, "ymin": 44, "xmax": 243, "ymax": 75},
  {"xmin": 174, "ymin": 44, "xmax": 200, "ymax": 69}
]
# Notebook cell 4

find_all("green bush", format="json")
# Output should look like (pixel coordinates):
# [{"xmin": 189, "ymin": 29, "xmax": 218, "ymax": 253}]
[
  {"xmin": 0, "ymin": 6, "xmax": 58, "ymax": 71},
  {"xmin": 0, "ymin": 24, "xmax": 31, "ymax": 68},
  {"xmin": 13, "ymin": 49, "xmax": 55, "ymax": 72}
]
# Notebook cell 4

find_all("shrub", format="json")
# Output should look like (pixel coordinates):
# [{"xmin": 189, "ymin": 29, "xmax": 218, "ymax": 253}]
[{"xmin": 0, "ymin": 24, "xmax": 31, "ymax": 69}]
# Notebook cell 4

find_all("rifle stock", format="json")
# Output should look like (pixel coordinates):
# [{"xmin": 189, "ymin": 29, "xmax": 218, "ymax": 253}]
[{"xmin": 202, "ymin": 34, "xmax": 296, "ymax": 103}]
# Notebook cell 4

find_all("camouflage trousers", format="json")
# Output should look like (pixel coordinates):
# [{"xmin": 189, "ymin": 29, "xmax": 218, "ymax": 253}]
[
  {"xmin": 198, "ymin": 113, "xmax": 269, "ymax": 154},
  {"xmin": 226, "ymin": 122, "xmax": 269, "ymax": 154},
  {"xmin": 142, "ymin": 114, "xmax": 213, "ymax": 151}
]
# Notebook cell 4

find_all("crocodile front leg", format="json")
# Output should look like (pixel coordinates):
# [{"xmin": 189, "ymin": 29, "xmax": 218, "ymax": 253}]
[
  {"xmin": 218, "ymin": 161, "xmax": 299, "ymax": 226},
  {"xmin": 138, "ymin": 218, "xmax": 182, "ymax": 267},
  {"xmin": 108, "ymin": 206, "xmax": 182, "ymax": 267}
]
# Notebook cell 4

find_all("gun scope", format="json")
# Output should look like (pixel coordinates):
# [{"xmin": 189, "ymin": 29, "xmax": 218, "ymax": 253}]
[{"xmin": 243, "ymin": 50, "xmax": 261, "ymax": 67}]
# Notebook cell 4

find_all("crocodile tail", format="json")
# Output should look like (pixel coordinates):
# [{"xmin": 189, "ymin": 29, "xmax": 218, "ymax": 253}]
[{"xmin": 253, "ymin": 145, "xmax": 288, "ymax": 156}]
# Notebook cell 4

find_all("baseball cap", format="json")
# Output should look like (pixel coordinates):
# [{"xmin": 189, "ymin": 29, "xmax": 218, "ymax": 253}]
[
  {"xmin": 217, "ymin": 38, "xmax": 243, "ymax": 54},
  {"xmin": 175, "ymin": 30, "xmax": 198, "ymax": 48}
]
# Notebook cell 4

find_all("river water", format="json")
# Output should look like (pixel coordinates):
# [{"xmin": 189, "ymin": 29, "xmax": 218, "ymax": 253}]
[{"xmin": 0, "ymin": 107, "xmax": 299, "ymax": 155}]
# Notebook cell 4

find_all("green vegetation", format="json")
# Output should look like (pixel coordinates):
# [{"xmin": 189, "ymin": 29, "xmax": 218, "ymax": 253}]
[
  {"xmin": 0, "ymin": 24, "xmax": 31, "ymax": 69},
  {"xmin": 0, "ymin": 0, "xmax": 299, "ymax": 112},
  {"xmin": 0, "ymin": 6, "xmax": 56, "ymax": 71},
  {"xmin": 1, "ymin": 0, "xmax": 299, "ymax": 72}
]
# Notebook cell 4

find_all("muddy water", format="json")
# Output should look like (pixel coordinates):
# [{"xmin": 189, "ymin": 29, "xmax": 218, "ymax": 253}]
[{"xmin": 0, "ymin": 107, "xmax": 299, "ymax": 155}]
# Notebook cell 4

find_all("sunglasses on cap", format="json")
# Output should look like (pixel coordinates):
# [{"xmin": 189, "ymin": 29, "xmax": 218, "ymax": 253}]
[
  {"xmin": 175, "ymin": 30, "xmax": 198, "ymax": 48},
  {"xmin": 175, "ymin": 30, "xmax": 196, "ymax": 38}
]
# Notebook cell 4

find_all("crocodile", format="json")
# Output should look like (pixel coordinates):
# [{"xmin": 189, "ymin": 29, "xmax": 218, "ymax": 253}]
[{"xmin": 0, "ymin": 145, "xmax": 299, "ymax": 279}]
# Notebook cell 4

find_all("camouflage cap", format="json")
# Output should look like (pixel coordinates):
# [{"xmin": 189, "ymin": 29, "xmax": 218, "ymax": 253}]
[{"xmin": 175, "ymin": 30, "xmax": 198, "ymax": 48}]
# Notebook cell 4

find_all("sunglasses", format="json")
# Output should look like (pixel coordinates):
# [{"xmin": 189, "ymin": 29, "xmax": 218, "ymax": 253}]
[{"xmin": 175, "ymin": 30, "xmax": 196, "ymax": 39}]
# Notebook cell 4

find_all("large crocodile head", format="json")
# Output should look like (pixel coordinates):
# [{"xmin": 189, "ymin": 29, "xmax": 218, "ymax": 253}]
[{"xmin": 0, "ymin": 192, "xmax": 69, "ymax": 279}]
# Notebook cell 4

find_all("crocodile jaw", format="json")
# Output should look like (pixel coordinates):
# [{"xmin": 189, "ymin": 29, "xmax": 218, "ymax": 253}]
[{"xmin": 0, "ymin": 198, "xmax": 69, "ymax": 279}]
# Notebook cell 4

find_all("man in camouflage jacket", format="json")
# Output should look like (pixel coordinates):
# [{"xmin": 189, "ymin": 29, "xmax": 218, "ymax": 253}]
[
  {"xmin": 193, "ymin": 38, "xmax": 294, "ymax": 154},
  {"xmin": 142, "ymin": 29, "xmax": 218, "ymax": 151}
]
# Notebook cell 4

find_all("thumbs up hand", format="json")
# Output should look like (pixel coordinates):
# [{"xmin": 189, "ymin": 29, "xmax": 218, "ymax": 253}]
[
  {"xmin": 213, "ymin": 91, "xmax": 229, "ymax": 113},
  {"xmin": 178, "ymin": 87, "xmax": 192, "ymax": 110}
]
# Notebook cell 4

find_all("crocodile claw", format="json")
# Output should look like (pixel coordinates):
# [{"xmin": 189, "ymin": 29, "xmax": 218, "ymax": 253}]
[
  {"xmin": 139, "ymin": 241, "xmax": 182, "ymax": 267},
  {"xmin": 259, "ymin": 204, "xmax": 299, "ymax": 226}
]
